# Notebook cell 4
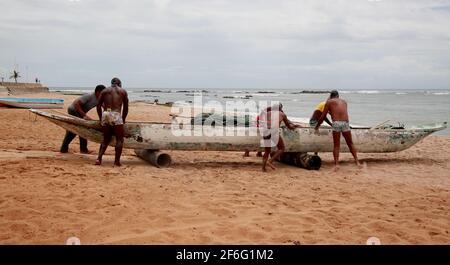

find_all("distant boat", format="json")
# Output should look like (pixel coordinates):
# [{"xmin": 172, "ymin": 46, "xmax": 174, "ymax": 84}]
[{"xmin": 0, "ymin": 98, "xmax": 64, "ymax": 109}]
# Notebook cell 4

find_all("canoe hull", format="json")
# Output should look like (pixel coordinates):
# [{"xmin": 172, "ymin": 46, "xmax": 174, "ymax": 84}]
[{"xmin": 30, "ymin": 109, "xmax": 447, "ymax": 153}]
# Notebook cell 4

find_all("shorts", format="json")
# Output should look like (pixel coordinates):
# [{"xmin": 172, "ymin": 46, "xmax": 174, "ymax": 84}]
[
  {"xmin": 332, "ymin": 121, "xmax": 350, "ymax": 132},
  {"xmin": 260, "ymin": 127, "xmax": 280, "ymax": 148},
  {"xmin": 309, "ymin": 119, "xmax": 318, "ymax": 127},
  {"xmin": 101, "ymin": 110, "xmax": 124, "ymax": 126}
]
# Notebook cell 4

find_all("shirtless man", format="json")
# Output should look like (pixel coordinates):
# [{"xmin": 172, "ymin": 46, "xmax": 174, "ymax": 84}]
[
  {"xmin": 259, "ymin": 103, "xmax": 300, "ymax": 172},
  {"xmin": 314, "ymin": 90, "xmax": 359, "ymax": 171},
  {"xmin": 95, "ymin": 77, "xmax": 129, "ymax": 166}
]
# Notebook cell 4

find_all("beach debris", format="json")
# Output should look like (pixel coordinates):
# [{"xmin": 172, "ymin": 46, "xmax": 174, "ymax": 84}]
[
  {"xmin": 134, "ymin": 149, "xmax": 172, "ymax": 168},
  {"xmin": 280, "ymin": 152, "xmax": 322, "ymax": 170}
]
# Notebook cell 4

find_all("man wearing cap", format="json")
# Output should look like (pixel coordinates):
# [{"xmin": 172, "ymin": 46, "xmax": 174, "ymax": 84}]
[{"xmin": 95, "ymin": 77, "xmax": 129, "ymax": 166}]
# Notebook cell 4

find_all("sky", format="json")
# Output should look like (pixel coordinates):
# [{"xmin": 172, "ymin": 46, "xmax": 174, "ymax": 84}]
[{"xmin": 0, "ymin": 0, "xmax": 450, "ymax": 89}]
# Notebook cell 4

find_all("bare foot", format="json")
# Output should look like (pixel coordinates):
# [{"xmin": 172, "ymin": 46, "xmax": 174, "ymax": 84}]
[
  {"xmin": 95, "ymin": 159, "xmax": 102, "ymax": 165},
  {"xmin": 267, "ymin": 160, "xmax": 276, "ymax": 170},
  {"xmin": 114, "ymin": 162, "xmax": 122, "ymax": 167},
  {"xmin": 262, "ymin": 166, "xmax": 267, "ymax": 172},
  {"xmin": 81, "ymin": 150, "xmax": 93, "ymax": 154},
  {"xmin": 359, "ymin": 162, "xmax": 367, "ymax": 170},
  {"xmin": 333, "ymin": 165, "xmax": 340, "ymax": 172}
]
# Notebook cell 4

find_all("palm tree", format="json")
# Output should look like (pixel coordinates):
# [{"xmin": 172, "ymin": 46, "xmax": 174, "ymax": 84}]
[{"xmin": 9, "ymin": 70, "xmax": 21, "ymax": 83}]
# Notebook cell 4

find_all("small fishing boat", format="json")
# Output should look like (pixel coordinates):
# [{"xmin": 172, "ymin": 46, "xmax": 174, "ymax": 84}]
[
  {"xmin": 0, "ymin": 98, "xmax": 64, "ymax": 109},
  {"xmin": 29, "ymin": 109, "xmax": 446, "ymax": 169}
]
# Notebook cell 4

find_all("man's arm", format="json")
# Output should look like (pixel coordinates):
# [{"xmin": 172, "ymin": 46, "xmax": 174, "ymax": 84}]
[
  {"xmin": 315, "ymin": 101, "xmax": 330, "ymax": 130},
  {"xmin": 73, "ymin": 99, "xmax": 88, "ymax": 118},
  {"xmin": 122, "ymin": 90, "xmax": 129, "ymax": 123},
  {"xmin": 282, "ymin": 113, "xmax": 300, "ymax": 130},
  {"xmin": 96, "ymin": 91, "xmax": 104, "ymax": 121}
]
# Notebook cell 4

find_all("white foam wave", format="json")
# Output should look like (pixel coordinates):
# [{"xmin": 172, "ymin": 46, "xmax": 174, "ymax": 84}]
[
  {"xmin": 251, "ymin": 93, "xmax": 281, "ymax": 97},
  {"xmin": 356, "ymin": 90, "xmax": 380, "ymax": 94}
]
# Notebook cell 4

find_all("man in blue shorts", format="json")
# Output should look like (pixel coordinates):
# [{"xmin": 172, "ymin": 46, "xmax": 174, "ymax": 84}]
[{"xmin": 314, "ymin": 90, "xmax": 360, "ymax": 171}]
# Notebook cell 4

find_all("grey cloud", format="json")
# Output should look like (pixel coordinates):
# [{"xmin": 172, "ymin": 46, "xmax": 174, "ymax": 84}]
[{"xmin": 0, "ymin": 0, "xmax": 449, "ymax": 89}]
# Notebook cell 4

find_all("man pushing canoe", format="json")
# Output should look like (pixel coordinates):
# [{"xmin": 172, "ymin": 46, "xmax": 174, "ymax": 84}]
[
  {"xmin": 95, "ymin": 77, "xmax": 129, "ymax": 167},
  {"xmin": 60, "ymin": 84, "xmax": 105, "ymax": 154},
  {"xmin": 314, "ymin": 90, "xmax": 360, "ymax": 171}
]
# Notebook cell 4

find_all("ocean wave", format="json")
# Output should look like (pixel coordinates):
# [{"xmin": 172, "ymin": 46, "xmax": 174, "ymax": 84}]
[
  {"xmin": 356, "ymin": 90, "xmax": 380, "ymax": 94},
  {"xmin": 251, "ymin": 93, "xmax": 281, "ymax": 97},
  {"xmin": 143, "ymin": 89, "xmax": 167, "ymax": 93},
  {"xmin": 232, "ymin": 91, "xmax": 248, "ymax": 94},
  {"xmin": 223, "ymin": 95, "xmax": 253, "ymax": 100},
  {"xmin": 338, "ymin": 90, "xmax": 381, "ymax": 94},
  {"xmin": 421, "ymin": 91, "xmax": 450, "ymax": 95},
  {"xmin": 174, "ymin": 90, "xmax": 209, "ymax": 93}
]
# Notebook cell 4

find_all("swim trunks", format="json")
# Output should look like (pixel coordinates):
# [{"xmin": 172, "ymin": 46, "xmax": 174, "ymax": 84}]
[
  {"xmin": 309, "ymin": 119, "xmax": 318, "ymax": 127},
  {"xmin": 332, "ymin": 121, "xmax": 350, "ymax": 132},
  {"xmin": 101, "ymin": 110, "xmax": 124, "ymax": 126},
  {"xmin": 260, "ymin": 127, "xmax": 280, "ymax": 148}
]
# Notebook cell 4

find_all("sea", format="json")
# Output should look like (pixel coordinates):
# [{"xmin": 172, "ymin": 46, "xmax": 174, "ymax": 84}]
[{"xmin": 50, "ymin": 87, "xmax": 450, "ymax": 136}]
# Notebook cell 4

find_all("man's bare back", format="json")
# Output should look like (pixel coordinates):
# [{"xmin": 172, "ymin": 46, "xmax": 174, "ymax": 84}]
[
  {"xmin": 325, "ymin": 98, "xmax": 349, "ymax": 122},
  {"xmin": 260, "ymin": 104, "xmax": 299, "ymax": 172},
  {"xmin": 265, "ymin": 109, "xmax": 288, "ymax": 128},
  {"xmin": 95, "ymin": 77, "xmax": 129, "ymax": 167},
  {"xmin": 100, "ymin": 86, "xmax": 127, "ymax": 113},
  {"xmin": 315, "ymin": 90, "xmax": 360, "ymax": 170}
]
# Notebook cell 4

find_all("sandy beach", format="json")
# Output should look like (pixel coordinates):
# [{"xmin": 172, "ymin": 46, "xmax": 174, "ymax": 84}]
[{"xmin": 0, "ymin": 91, "xmax": 449, "ymax": 244}]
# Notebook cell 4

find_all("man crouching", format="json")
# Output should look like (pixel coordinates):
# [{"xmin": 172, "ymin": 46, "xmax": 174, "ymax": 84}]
[{"xmin": 95, "ymin": 77, "xmax": 129, "ymax": 166}]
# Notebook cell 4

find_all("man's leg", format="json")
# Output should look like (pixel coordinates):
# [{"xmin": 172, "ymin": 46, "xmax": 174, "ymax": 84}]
[
  {"xmin": 95, "ymin": 126, "xmax": 112, "ymax": 165},
  {"xmin": 113, "ymin": 125, "xmax": 125, "ymax": 166},
  {"xmin": 342, "ymin": 130, "xmax": 360, "ymax": 166},
  {"xmin": 332, "ymin": 131, "xmax": 341, "ymax": 171},
  {"xmin": 79, "ymin": 137, "xmax": 89, "ymax": 153},
  {"xmin": 269, "ymin": 136, "xmax": 285, "ymax": 164},
  {"xmin": 60, "ymin": 130, "xmax": 76, "ymax": 153},
  {"xmin": 262, "ymin": 147, "xmax": 275, "ymax": 172},
  {"xmin": 243, "ymin": 150, "xmax": 250, "ymax": 157}
]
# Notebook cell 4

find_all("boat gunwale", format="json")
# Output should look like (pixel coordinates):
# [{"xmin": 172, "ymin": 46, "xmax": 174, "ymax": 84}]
[{"xmin": 30, "ymin": 109, "xmax": 447, "ymax": 134}]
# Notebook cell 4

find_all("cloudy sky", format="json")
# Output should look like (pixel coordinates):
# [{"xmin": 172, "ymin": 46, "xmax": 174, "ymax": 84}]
[{"xmin": 0, "ymin": 0, "xmax": 450, "ymax": 89}]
